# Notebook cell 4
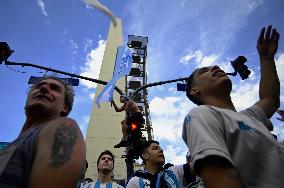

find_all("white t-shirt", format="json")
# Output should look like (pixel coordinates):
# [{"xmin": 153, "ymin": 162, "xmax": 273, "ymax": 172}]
[
  {"xmin": 126, "ymin": 165, "xmax": 185, "ymax": 188},
  {"xmin": 81, "ymin": 179, "xmax": 124, "ymax": 188},
  {"xmin": 182, "ymin": 104, "xmax": 284, "ymax": 188}
]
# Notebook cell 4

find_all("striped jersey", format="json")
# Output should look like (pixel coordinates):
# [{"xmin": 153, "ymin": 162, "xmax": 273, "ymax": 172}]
[{"xmin": 81, "ymin": 180, "xmax": 124, "ymax": 188}]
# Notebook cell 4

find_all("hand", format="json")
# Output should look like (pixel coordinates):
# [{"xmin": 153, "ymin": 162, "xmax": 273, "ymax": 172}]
[
  {"xmin": 277, "ymin": 109, "xmax": 284, "ymax": 122},
  {"xmin": 257, "ymin": 25, "xmax": 280, "ymax": 59}
]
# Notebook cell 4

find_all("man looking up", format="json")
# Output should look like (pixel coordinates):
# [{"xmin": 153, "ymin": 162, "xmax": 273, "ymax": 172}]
[
  {"xmin": 127, "ymin": 140, "xmax": 190, "ymax": 188},
  {"xmin": 183, "ymin": 25, "xmax": 283, "ymax": 188},
  {"xmin": 82, "ymin": 150, "xmax": 123, "ymax": 188},
  {"xmin": 0, "ymin": 76, "xmax": 86, "ymax": 188}
]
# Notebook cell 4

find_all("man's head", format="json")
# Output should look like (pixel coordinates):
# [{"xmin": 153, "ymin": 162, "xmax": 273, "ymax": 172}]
[
  {"xmin": 119, "ymin": 95, "xmax": 129, "ymax": 103},
  {"xmin": 186, "ymin": 66, "xmax": 232, "ymax": 105},
  {"xmin": 140, "ymin": 140, "xmax": 165, "ymax": 166},
  {"xmin": 25, "ymin": 76, "xmax": 74, "ymax": 118},
  {"xmin": 97, "ymin": 150, "xmax": 114, "ymax": 173}
]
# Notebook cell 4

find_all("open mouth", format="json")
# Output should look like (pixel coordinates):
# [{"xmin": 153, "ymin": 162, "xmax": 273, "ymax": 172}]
[
  {"xmin": 159, "ymin": 154, "xmax": 165, "ymax": 159},
  {"xmin": 212, "ymin": 70, "xmax": 226, "ymax": 77},
  {"xmin": 33, "ymin": 95, "xmax": 51, "ymax": 102}
]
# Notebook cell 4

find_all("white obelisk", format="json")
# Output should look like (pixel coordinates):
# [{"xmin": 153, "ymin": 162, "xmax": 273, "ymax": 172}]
[{"xmin": 85, "ymin": 18, "xmax": 126, "ymax": 180}]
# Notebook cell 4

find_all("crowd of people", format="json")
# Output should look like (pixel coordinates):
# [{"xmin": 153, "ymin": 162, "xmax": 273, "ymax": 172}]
[{"xmin": 0, "ymin": 25, "xmax": 283, "ymax": 188}]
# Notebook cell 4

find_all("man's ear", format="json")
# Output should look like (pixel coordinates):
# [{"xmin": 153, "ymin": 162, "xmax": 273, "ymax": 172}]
[
  {"xmin": 189, "ymin": 87, "xmax": 200, "ymax": 97},
  {"xmin": 60, "ymin": 105, "xmax": 69, "ymax": 117},
  {"xmin": 142, "ymin": 152, "xmax": 148, "ymax": 161}
]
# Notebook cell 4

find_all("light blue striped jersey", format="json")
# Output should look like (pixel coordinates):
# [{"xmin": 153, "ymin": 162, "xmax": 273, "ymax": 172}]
[{"xmin": 81, "ymin": 180, "xmax": 124, "ymax": 188}]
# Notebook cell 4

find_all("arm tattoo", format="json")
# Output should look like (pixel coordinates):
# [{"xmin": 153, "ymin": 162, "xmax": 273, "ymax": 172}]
[{"xmin": 49, "ymin": 124, "xmax": 78, "ymax": 169}]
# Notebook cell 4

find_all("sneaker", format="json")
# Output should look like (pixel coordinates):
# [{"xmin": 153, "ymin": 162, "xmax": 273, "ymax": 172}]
[{"xmin": 114, "ymin": 140, "xmax": 127, "ymax": 148}]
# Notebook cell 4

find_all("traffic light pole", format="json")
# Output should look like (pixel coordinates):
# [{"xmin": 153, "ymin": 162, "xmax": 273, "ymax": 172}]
[
  {"xmin": 3, "ymin": 59, "xmax": 241, "ymax": 100},
  {"xmin": 3, "ymin": 60, "xmax": 125, "ymax": 95},
  {"xmin": 125, "ymin": 146, "xmax": 134, "ymax": 183},
  {"xmin": 131, "ymin": 77, "xmax": 188, "ymax": 100}
]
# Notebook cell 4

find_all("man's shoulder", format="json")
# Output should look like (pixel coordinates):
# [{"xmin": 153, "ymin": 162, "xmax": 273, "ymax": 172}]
[
  {"xmin": 127, "ymin": 176, "xmax": 140, "ymax": 187},
  {"xmin": 189, "ymin": 105, "xmax": 214, "ymax": 114},
  {"xmin": 48, "ymin": 117, "xmax": 78, "ymax": 126},
  {"xmin": 37, "ymin": 116, "xmax": 84, "ymax": 154},
  {"xmin": 128, "ymin": 175, "xmax": 140, "ymax": 182},
  {"xmin": 40, "ymin": 117, "xmax": 80, "ymax": 135},
  {"xmin": 187, "ymin": 105, "xmax": 222, "ymax": 120},
  {"xmin": 113, "ymin": 181, "xmax": 124, "ymax": 188}
]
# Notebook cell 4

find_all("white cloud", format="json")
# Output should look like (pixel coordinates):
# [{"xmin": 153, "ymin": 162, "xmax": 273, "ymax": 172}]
[
  {"xmin": 37, "ymin": 0, "xmax": 48, "ymax": 16},
  {"xmin": 150, "ymin": 96, "xmax": 195, "ymax": 142},
  {"xmin": 180, "ymin": 51, "xmax": 197, "ymax": 64},
  {"xmin": 80, "ymin": 39, "xmax": 106, "ymax": 89},
  {"xmin": 180, "ymin": 50, "xmax": 219, "ymax": 68},
  {"xmin": 150, "ymin": 97, "xmax": 182, "ymax": 116},
  {"xmin": 163, "ymin": 144, "xmax": 187, "ymax": 164},
  {"xmin": 199, "ymin": 54, "xmax": 219, "ymax": 68},
  {"xmin": 180, "ymin": 50, "xmax": 203, "ymax": 65},
  {"xmin": 219, "ymin": 60, "xmax": 234, "ymax": 74},
  {"xmin": 276, "ymin": 53, "xmax": 284, "ymax": 82},
  {"xmin": 275, "ymin": 53, "xmax": 284, "ymax": 103},
  {"xmin": 168, "ymin": 87, "xmax": 178, "ymax": 94},
  {"xmin": 143, "ymin": 96, "xmax": 190, "ymax": 164},
  {"xmin": 272, "ymin": 122, "xmax": 284, "ymax": 141},
  {"xmin": 231, "ymin": 81, "xmax": 259, "ymax": 111}
]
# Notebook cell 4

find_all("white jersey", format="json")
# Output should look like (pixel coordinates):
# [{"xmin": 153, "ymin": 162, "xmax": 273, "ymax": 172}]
[
  {"xmin": 126, "ymin": 165, "xmax": 185, "ymax": 188},
  {"xmin": 182, "ymin": 104, "xmax": 284, "ymax": 188},
  {"xmin": 81, "ymin": 179, "xmax": 124, "ymax": 188}
]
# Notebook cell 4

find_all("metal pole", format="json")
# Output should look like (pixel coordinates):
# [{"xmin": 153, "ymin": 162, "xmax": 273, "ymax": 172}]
[
  {"xmin": 4, "ymin": 60, "xmax": 124, "ymax": 95},
  {"xmin": 131, "ymin": 77, "xmax": 188, "ymax": 100},
  {"xmin": 125, "ymin": 146, "xmax": 134, "ymax": 183}
]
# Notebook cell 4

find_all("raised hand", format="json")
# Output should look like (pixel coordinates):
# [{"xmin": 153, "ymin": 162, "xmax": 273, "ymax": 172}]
[
  {"xmin": 277, "ymin": 109, "xmax": 284, "ymax": 122},
  {"xmin": 257, "ymin": 25, "xmax": 280, "ymax": 59}
]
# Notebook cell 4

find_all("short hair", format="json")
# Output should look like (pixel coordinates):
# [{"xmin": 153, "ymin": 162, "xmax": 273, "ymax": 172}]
[
  {"xmin": 139, "ymin": 140, "xmax": 160, "ymax": 162},
  {"xmin": 28, "ymin": 76, "xmax": 75, "ymax": 116},
  {"xmin": 96, "ymin": 150, "xmax": 115, "ymax": 172},
  {"xmin": 185, "ymin": 70, "xmax": 204, "ymax": 106}
]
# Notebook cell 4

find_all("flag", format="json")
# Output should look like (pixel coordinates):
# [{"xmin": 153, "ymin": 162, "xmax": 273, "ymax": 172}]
[{"xmin": 96, "ymin": 45, "xmax": 132, "ymax": 107}]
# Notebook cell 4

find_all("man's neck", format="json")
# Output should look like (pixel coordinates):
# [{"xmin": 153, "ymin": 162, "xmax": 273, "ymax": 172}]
[
  {"xmin": 98, "ymin": 171, "xmax": 112, "ymax": 184},
  {"xmin": 203, "ymin": 95, "xmax": 236, "ymax": 111},
  {"xmin": 145, "ymin": 162, "xmax": 163, "ymax": 175}
]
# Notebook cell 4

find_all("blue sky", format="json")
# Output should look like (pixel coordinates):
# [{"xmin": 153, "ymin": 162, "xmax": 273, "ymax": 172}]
[{"xmin": 1, "ymin": 0, "xmax": 284, "ymax": 164}]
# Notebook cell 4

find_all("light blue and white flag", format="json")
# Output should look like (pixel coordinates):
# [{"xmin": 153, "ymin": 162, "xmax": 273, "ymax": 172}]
[{"xmin": 95, "ymin": 45, "xmax": 132, "ymax": 107}]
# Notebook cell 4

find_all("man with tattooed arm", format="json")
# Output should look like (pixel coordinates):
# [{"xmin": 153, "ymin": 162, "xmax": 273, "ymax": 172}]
[{"xmin": 0, "ymin": 76, "xmax": 86, "ymax": 188}]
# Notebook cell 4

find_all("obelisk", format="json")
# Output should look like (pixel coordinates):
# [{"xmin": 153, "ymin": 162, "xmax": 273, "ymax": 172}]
[{"xmin": 85, "ymin": 18, "xmax": 126, "ymax": 180}]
